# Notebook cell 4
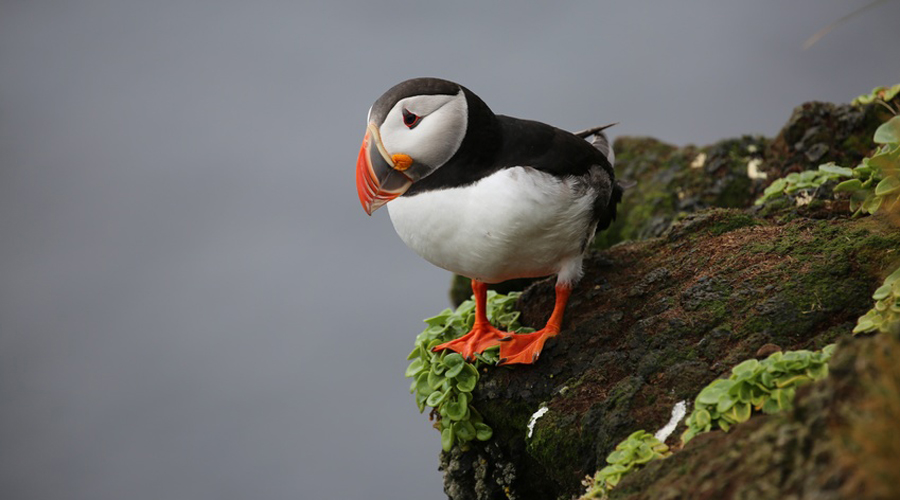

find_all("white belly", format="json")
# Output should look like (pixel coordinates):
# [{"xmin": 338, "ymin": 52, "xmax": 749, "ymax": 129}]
[{"xmin": 387, "ymin": 167, "xmax": 596, "ymax": 284}]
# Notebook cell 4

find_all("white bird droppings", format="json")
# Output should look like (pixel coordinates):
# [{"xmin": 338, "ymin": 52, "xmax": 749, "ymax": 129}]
[
  {"xmin": 527, "ymin": 406, "xmax": 549, "ymax": 439},
  {"xmin": 654, "ymin": 400, "xmax": 688, "ymax": 443},
  {"xmin": 690, "ymin": 152, "xmax": 707, "ymax": 169},
  {"xmin": 747, "ymin": 158, "xmax": 767, "ymax": 180},
  {"xmin": 795, "ymin": 191, "xmax": 814, "ymax": 207}
]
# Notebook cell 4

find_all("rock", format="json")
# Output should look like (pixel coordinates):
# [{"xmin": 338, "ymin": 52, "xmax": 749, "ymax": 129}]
[
  {"xmin": 444, "ymin": 212, "xmax": 898, "ymax": 499},
  {"xmin": 610, "ymin": 333, "xmax": 900, "ymax": 500},
  {"xmin": 764, "ymin": 101, "xmax": 890, "ymax": 181},
  {"xmin": 592, "ymin": 135, "xmax": 768, "ymax": 250},
  {"xmin": 431, "ymin": 97, "xmax": 900, "ymax": 499}
]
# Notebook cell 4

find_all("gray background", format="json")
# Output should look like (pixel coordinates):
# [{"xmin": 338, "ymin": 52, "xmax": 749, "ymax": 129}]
[{"xmin": 2, "ymin": 1, "xmax": 898, "ymax": 499}]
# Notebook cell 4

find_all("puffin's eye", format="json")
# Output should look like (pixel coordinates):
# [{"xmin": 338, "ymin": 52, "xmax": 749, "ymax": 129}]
[{"xmin": 402, "ymin": 109, "xmax": 421, "ymax": 129}]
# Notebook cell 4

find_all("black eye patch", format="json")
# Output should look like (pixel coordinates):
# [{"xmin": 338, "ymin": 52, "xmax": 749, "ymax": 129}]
[{"xmin": 402, "ymin": 109, "xmax": 421, "ymax": 129}]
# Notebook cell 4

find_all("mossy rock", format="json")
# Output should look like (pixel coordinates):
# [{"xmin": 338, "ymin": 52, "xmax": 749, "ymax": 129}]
[
  {"xmin": 609, "ymin": 332, "xmax": 900, "ymax": 499},
  {"xmin": 592, "ymin": 135, "xmax": 768, "ymax": 250},
  {"xmin": 763, "ymin": 100, "xmax": 894, "ymax": 181},
  {"xmin": 433, "ymin": 96, "xmax": 900, "ymax": 499},
  {"xmin": 439, "ymin": 211, "xmax": 900, "ymax": 499}
]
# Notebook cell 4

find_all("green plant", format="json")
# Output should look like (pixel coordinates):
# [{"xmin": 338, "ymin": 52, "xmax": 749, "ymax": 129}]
[
  {"xmin": 755, "ymin": 92, "xmax": 900, "ymax": 216},
  {"xmin": 755, "ymin": 166, "xmax": 851, "ymax": 205},
  {"xmin": 580, "ymin": 430, "xmax": 671, "ymax": 499},
  {"xmin": 853, "ymin": 265, "xmax": 900, "ymax": 336},
  {"xmin": 681, "ymin": 344, "xmax": 835, "ymax": 443},
  {"xmin": 830, "ymin": 115, "xmax": 900, "ymax": 216},
  {"xmin": 852, "ymin": 84, "xmax": 900, "ymax": 112},
  {"xmin": 405, "ymin": 291, "xmax": 533, "ymax": 451}
]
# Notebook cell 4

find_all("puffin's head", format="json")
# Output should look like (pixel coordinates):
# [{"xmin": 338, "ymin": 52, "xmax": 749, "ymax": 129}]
[{"xmin": 356, "ymin": 78, "xmax": 469, "ymax": 215}]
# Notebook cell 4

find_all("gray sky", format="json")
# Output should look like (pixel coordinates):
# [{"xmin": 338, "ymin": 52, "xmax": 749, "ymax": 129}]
[{"xmin": 1, "ymin": 1, "xmax": 898, "ymax": 499}]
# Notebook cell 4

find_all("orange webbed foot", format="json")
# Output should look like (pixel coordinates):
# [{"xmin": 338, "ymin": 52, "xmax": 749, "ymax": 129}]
[
  {"xmin": 497, "ymin": 327, "xmax": 559, "ymax": 365},
  {"xmin": 433, "ymin": 322, "xmax": 508, "ymax": 362}
]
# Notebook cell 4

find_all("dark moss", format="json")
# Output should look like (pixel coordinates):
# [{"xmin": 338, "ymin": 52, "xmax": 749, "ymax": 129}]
[{"xmin": 665, "ymin": 208, "xmax": 763, "ymax": 240}]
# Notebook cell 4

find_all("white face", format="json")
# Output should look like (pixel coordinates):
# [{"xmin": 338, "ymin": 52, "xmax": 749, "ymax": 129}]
[{"xmin": 378, "ymin": 89, "xmax": 468, "ymax": 175}]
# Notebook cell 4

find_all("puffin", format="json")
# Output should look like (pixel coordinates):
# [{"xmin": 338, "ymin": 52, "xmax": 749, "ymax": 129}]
[{"xmin": 356, "ymin": 78, "xmax": 622, "ymax": 365}]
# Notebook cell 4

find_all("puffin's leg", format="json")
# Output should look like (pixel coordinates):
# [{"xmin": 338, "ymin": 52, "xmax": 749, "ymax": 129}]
[
  {"xmin": 433, "ymin": 279, "xmax": 508, "ymax": 362},
  {"xmin": 498, "ymin": 284, "xmax": 571, "ymax": 365}
]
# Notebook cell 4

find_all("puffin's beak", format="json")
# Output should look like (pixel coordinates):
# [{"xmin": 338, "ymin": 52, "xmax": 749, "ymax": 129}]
[{"xmin": 356, "ymin": 122, "xmax": 414, "ymax": 215}]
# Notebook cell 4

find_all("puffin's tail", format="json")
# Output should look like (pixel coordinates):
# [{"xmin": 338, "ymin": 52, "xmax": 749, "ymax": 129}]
[
  {"xmin": 574, "ymin": 123, "xmax": 616, "ymax": 168},
  {"xmin": 591, "ymin": 130, "xmax": 615, "ymax": 169}
]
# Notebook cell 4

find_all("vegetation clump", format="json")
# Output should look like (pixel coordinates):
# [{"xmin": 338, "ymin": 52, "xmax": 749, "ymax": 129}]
[
  {"xmin": 577, "ymin": 344, "xmax": 835, "ymax": 498},
  {"xmin": 580, "ymin": 431, "xmax": 671, "ymax": 499},
  {"xmin": 853, "ymin": 265, "xmax": 900, "ymax": 336},
  {"xmin": 405, "ymin": 291, "xmax": 532, "ymax": 451},
  {"xmin": 756, "ymin": 92, "xmax": 900, "ymax": 216},
  {"xmin": 681, "ymin": 345, "xmax": 835, "ymax": 443},
  {"xmin": 852, "ymin": 84, "xmax": 900, "ymax": 108}
]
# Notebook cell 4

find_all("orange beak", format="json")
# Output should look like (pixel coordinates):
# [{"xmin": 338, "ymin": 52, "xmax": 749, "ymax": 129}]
[{"xmin": 355, "ymin": 123, "xmax": 413, "ymax": 215}]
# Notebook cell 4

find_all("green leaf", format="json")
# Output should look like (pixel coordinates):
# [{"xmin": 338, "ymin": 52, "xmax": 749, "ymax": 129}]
[
  {"xmin": 697, "ymin": 380, "xmax": 732, "ymax": 405},
  {"xmin": 807, "ymin": 363, "xmax": 828, "ymax": 380},
  {"xmin": 726, "ymin": 402, "xmax": 752, "ymax": 423},
  {"xmin": 415, "ymin": 372, "xmax": 431, "ymax": 395},
  {"xmin": 833, "ymin": 178, "xmax": 863, "ymax": 192},
  {"xmin": 633, "ymin": 445, "xmax": 655, "ymax": 464},
  {"xmin": 875, "ymin": 176, "xmax": 900, "ymax": 196},
  {"xmin": 854, "ymin": 317, "xmax": 877, "ymax": 333},
  {"xmin": 733, "ymin": 381, "xmax": 754, "ymax": 403},
  {"xmin": 427, "ymin": 370, "xmax": 443, "ymax": 390},
  {"xmin": 405, "ymin": 359, "xmax": 424, "ymax": 378},
  {"xmin": 874, "ymin": 116, "xmax": 900, "ymax": 144},
  {"xmin": 774, "ymin": 388, "xmax": 794, "ymax": 409},
  {"xmin": 456, "ymin": 364, "xmax": 479, "ymax": 392},
  {"xmin": 818, "ymin": 163, "xmax": 854, "ymax": 177},
  {"xmin": 443, "ymin": 353, "xmax": 465, "ymax": 378},
  {"xmin": 606, "ymin": 449, "xmax": 628, "ymax": 465},
  {"xmin": 867, "ymin": 144, "xmax": 900, "ymax": 170},
  {"xmin": 426, "ymin": 389, "xmax": 449, "ymax": 407},
  {"xmin": 885, "ymin": 84, "xmax": 900, "ymax": 101},
  {"xmin": 761, "ymin": 396, "xmax": 780, "ymax": 414},
  {"xmin": 441, "ymin": 428, "xmax": 454, "ymax": 452},
  {"xmin": 732, "ymin": 359, "xmax": 759, "ymax": 379},
  {"xmin": 445, "ymin": 398, "xmax": 467, "ymax": 421},
  {"xmin": 750, "ymin": 392, "xmax": 768, "ymax": 408},
  {"xmin": 861, "ymin": 194, "xmax": 884, "ymax": 214},
  {"xmin": 455, "ymin": 420, "xmax": 476, "ymax": 441},
  {"xmin": 776, "ymin": 374, "xmax": 811, "ymax": 388},
  {"xmin": 716, "ymin": 395, "xmax": 736, "ymax": 413},
  {"xmin": 873, "ymin": 283, "xmax": 893, "ymax": 300},
  {"xmin": 694, "ymin": 408, "xmax": 711, "ymax": 428},
  {"xmin": 681, "ymin": 428, "xmax": 697, "ymax": 444},
  {"xmin": 416, "ymin": 393, "xmax": 427, "ymax": 413},
  {"xmin": 474, "ymin": 422, "xmax": 493, "ymax": 441}
]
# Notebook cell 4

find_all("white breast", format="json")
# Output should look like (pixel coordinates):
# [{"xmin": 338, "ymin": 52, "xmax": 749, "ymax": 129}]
[{"xmin": 386, "ymin": 167, "xmax": 596, "ymax": 284}]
